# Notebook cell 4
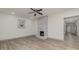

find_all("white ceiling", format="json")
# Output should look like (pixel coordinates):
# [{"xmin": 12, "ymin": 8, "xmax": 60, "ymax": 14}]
[
  {"xmin": 47, "ymin": 8, "xmax": 73, "ymax": 15},
  {"xmin": 0, "ymin": 8, "xmax": 73, "ymax": 18}
]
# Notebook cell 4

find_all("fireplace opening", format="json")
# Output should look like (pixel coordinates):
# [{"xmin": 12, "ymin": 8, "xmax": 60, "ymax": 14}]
[{"xmin": 40, "ymin": 31, "xmax": 44, "ymax": 36}]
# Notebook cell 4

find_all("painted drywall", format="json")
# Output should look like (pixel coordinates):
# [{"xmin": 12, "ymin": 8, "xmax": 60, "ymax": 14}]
[
  {"xmin": 0, "ymin": 13, "xmax": 35, "ymax": 40},
  {"xmin": 48, "ymin": 9, "xmax": 79, "ymax": 40},
  {"xmin": 48, "ymin": 14, "xmax": 64, "ymax": 40}
]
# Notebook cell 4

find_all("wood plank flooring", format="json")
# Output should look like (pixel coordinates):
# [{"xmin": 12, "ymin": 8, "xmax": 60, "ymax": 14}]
[{"xmin": 0, "ymin": 35, "xmax": 78, "ymax": 50}]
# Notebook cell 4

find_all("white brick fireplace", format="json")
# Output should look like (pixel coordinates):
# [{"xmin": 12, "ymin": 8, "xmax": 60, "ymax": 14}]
[{"xmin": 36, "ymin": 16, "xmax": 48, "ymax": 39}]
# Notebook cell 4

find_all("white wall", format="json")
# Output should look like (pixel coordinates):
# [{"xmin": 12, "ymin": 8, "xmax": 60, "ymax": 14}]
[
  {"xmin": 48, "ymin": 14, "xmax": 64, "ymax": 40},
  {"xmin": 0, "ymin": 14, "xmax": 35, "ymax": 40},
  {"xmin": 48, "ymin": 9, "xmax": 79, "ymax": 40}
]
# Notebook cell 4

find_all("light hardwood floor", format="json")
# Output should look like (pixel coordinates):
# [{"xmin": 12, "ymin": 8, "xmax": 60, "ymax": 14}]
[{"xmin": 0, "ymin": 35, "xmax": 78, "ymax": 50}]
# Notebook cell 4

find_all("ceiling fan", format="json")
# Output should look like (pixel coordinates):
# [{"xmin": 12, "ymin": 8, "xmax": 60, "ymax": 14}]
[{"xmin": 28, "ymin": 8, "xmax": 43, "ymax": 16}]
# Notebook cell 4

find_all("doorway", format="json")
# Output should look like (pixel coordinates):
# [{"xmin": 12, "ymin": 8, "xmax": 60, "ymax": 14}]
[
  {"xmin": 64, "ymin": 16, "xmax": 78, "ymax": 39},
  {"xmin": 64, "ymin": 15, "xmax": 79, "ymax": 49},
  {"xmin": 65, "ymin": 23, "xmax": 77, "ymax": 36}
]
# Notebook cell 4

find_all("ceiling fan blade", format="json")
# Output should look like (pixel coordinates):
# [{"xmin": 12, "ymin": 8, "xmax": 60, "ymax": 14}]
[
  {"xmin": 30, "ymin": 8, "xmax": 36, "ymax": 12},
  {"xmin": 30, "ymin": 8, "xmax": 43, "ymax": 16},
  {"xmin": 36, "ymin": 12, "xmax": 43, "ymax": 15},
  {"xmin": 37, "ymin": 9, "xmax": 42, "ymax": 11}
]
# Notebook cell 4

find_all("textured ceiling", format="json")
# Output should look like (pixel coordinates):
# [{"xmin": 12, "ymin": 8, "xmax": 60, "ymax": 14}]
[{"xmin": 0, "ymin": 8, "xmax": 73, "ymax": 18}]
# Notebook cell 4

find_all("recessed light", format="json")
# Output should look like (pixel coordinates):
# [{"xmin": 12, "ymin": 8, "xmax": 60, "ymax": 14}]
[{"xmin": 11, "ymin": 12, "xmax": 15, "ymax": 15}]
